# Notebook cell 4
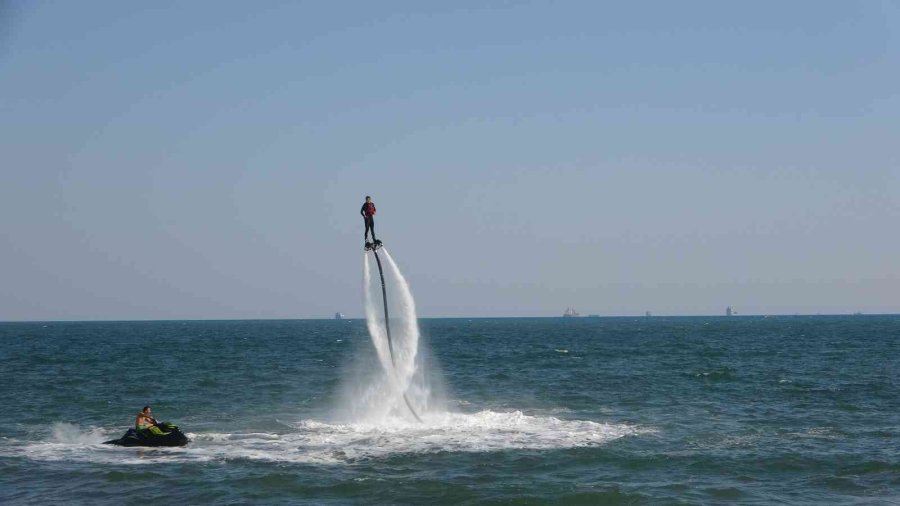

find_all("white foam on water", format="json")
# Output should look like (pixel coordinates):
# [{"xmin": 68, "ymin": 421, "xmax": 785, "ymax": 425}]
[
  {"xmin": 0, "ymin": 423, "xmax": 195, "ymax": 465},
  {"xmin": 50, "ymin": 422, "xmax": 107, "ymax": 444},
  {"xmin": 4, "ymin": 411, "xmax": 648, "ymax": 465}
]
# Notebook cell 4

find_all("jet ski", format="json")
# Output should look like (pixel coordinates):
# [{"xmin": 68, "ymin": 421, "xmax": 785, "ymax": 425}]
[{"xmin": 103, "ymin": 422, "xmax": 189, "ymax": 447}]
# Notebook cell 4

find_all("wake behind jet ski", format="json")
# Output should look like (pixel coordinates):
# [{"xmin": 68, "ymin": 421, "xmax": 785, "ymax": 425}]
[{"xmin": 104, "ymin": 405, "xmax": 188, "ymax": 447}]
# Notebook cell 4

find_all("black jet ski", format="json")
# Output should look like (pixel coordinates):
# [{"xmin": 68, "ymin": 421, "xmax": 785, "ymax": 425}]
[{"xmin": 103, "ymin": 422, "xmax": 189, "ymax": 447}]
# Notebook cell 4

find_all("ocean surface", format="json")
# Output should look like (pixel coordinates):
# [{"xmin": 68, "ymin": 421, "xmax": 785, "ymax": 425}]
[{"xmin": 1, "ymin": 316, "xmax": 898, "ymax": 505}]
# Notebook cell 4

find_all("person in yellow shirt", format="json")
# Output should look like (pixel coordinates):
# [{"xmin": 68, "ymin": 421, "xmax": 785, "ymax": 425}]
[{"xmin": 135, "ymin": 405, "xmax": 169, "ymax": 436}]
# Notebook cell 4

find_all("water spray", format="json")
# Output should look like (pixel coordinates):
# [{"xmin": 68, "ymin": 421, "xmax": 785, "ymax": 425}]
[{"xmin": 369, "ymin": 247, "xmax": 423, "ymax": 422}]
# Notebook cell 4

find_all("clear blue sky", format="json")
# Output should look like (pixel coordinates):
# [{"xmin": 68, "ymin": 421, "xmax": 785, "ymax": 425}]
[{"xmin": 2, "ymin": 1, "xmax": 898, "ymax": 320}]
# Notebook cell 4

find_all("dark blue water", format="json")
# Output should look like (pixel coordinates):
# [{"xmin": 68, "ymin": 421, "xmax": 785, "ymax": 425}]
[{"xmin": 1, "ymin": 316, "xmax": 898, "ymax": 504}]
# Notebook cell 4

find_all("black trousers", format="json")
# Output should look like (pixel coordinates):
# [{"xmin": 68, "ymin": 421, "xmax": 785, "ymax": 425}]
[{"xmin": 364, "ymin": 215, "xmax": 375, "ymax": 241}]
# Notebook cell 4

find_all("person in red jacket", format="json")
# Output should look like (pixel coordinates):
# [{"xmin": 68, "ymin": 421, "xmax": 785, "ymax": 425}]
[{"xmin": 360, "ymin": 195, "xmax": 377, "ymax": 244}]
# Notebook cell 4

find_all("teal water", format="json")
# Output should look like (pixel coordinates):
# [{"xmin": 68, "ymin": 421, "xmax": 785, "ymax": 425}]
[{"xmin": 1, "ymin": 316, "xmax": 898, "ymax": 504}]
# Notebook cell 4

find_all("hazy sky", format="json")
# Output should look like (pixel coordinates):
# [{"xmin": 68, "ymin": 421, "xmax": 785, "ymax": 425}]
[{"xmin": 2, "ymin": 1, "xmax": 898, "ymax": 320}]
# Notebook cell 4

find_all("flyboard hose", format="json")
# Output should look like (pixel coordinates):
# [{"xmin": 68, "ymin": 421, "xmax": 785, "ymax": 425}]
[{"xmin": 372, "ymin": 248, "xmax": 423, "ymax": 423}]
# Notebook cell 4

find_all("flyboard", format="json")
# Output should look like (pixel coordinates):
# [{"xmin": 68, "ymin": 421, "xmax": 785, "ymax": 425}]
[{"xmin": 365, "ymin": 239, "xmax": 423, "ymax": 422}]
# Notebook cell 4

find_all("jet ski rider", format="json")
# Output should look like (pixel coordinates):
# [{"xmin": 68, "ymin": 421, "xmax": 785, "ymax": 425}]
[
  {"xmin": 361, "ymin": 195, "xmax": 376, "ymax": 243},
  {"xmin": 135, "ymin": 405, "xmax": 168, "ymax": 436}
]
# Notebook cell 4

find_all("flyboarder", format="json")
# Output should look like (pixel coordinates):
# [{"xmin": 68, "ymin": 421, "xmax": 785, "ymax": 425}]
[{"xmin": 361, "ymin": 195, "xmax": 381, "ymax": 250}]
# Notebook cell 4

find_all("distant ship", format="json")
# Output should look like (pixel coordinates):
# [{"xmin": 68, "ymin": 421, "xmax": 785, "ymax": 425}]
[
  {"xmin": 726, "ymin": 306, "xmax": 736, "ymax": 316},
  {"xmin": 334, "ymin": 312, "xmax": 344, "ymax": 320},
  {"xmin": 563, "ymin": 307, "xmax": 580, "ymax": 318}
]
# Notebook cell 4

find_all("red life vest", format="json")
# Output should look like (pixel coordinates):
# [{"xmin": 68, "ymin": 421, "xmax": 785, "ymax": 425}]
[{"xmin": 362, "ymin": 202, "xmax": 376, "ymax": 216}]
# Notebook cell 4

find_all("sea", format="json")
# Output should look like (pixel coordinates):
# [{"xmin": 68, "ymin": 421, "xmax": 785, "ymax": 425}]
[{"xmin": 1, "ymin": 315, "xmax": 898, "ymax": 505}]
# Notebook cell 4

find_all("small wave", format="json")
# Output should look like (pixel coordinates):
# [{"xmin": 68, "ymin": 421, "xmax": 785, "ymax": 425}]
[
  {"xmin": 555, "ymin": 488, "xmax": 650, "ymax": 504},
  {"xmin": 690, "ymin": 368, "xmax": 736, "ymax": 381},
  {"xmin": 839, "ymin": 460, "xmax": 900, "ymax": 475},
  {"xmin": 705, "ymin": 487, "xmax": 747, "ymax": 500}
]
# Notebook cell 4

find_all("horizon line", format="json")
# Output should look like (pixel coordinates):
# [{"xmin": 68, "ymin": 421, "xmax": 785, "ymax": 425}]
[{"xmin": 1, "ymin": 313, "xmax": 897, "ymax": 324}]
